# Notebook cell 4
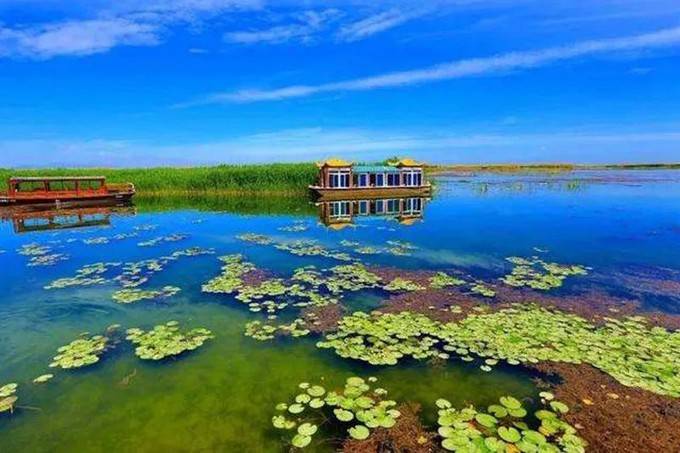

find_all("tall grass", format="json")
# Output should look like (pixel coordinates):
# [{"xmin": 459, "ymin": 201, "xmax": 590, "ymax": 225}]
[{"xmin": 0, "ymin": 164, "xmax": 319, "ymax": 194}]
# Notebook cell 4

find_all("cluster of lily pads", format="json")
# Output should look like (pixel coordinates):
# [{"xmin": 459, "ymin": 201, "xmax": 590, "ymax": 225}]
[
  {"xmin": 125, "ymin": 321, "xmax": 214, "ymax": 360},
  {"xmin": 112, "ymin": 285, "xmax": 181, "ymax": 304},
  {"xmin": 0, "ymin": 383, "xmax": 18, "ymax": 415},
  {"xmin": 202, "ymin": 254, "xmax": 257, "ymax": 294},
  {"xmin": 83, "ymin": 232, "xmax": 138, "ymax": 245},
  {"xmin": 138, "ymin": 233, "xmax": 189, "ymax": 247},
  {"xmin": 272, "ymin": 376, "xmax": 401, "ymax": 448},
  {"xmin": 237, "ymin": 233, "xmax": 355, "ymax": 262},
  {"xmin": 45, "ymin": 247, "xmax": 214, "ymax": 290},
  {"xmin": 337, "ymin": 239, "xmax": 417, "ymax": 257},
  {"xmin": 278, "ymin": 222, "xmax": 309, "ymax": 233},
  {"xmin": 501, "ymin": 256, "xmax": 589, "ymax": 291},
  {"xmin": 17, "ymin": 242, "xmax": 69, "ymax": 266},
  {"xmin": 318, "ymin": 304, "xmax": 680, "ymax": 396},
  {"xmin": 244, "ymin": 318, "xmax": 310, "ymax": 341},
  {"xmin": 429, "ymin": 272, "xmax": 467, "ymax": 289},
  {"xmin": 383, "ymin": 277, "xmax": 425, "ymax": 292},
  {"xmin": 435, "ymin": 393, "xmax": 586, "ymax": 452},
  {"xmin": 49, "ymin": 334, "xmax": 109, "ymax": 369}
]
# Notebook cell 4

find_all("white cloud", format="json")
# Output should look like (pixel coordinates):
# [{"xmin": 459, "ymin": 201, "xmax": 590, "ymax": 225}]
[
  {"xmin": 336, "ymin": 8, "xmax": 428, "ymax": 42},
  {"xmin": 0, "ymin": 19, "xmax": 161, "ymax": 59},
  {"xmin": 192, "ymin": 26, "xmax": 680, "ymax": 103},
  {"xmin": 223, "ymin": 8, "xmax": 342, "ymax": 45},
  {"xmin": 0, "ymin": 0, "xmax": 264, "ymax": 59}
]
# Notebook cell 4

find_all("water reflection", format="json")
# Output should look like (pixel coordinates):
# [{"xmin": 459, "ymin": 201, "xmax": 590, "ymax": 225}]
[
  {"xmin": 0, "ymin": 203, "xmax": 136, "ymax": 234},
  {"xmin": 316, "ymin": 197, "xmax": 429, "ymax": 228}
]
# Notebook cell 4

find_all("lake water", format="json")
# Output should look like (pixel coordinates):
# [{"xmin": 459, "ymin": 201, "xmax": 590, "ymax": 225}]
[{"xmin": 0, "ymin": 170, "xmax": 679, "ymax": 452}]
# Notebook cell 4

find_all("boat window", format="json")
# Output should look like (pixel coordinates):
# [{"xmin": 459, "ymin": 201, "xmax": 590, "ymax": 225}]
[
  {"xmin": 16, "ymin": 181, "xmax": 46, "ymax": 192},
  {"xmin": 329, "ymin": 171, "xmax": 350, "ymax": 188},
  {"xmin": 358, "ymin": 201, "xmax": 369, "ymax": 214},
  {"xmin": 357, "ymin": 174, "xmax": 368, "ymax": 187},
  {"xmin": 387, "ymin": 174, "xmax": 400, "ymax": 186},
  {"xmin": 47, "ymin": 180, "xmax": 76, "ymax": 191},
  {"xmin": 376, "ymin": 174, "xmax": 385, "ymax": 187},
  {"xmin": 79, "ymin": 180, "xmax": 104, "ymax": 191},
  {"xmin": 330, "ymin": 201, "xmax": 351, "ymax": 217}
]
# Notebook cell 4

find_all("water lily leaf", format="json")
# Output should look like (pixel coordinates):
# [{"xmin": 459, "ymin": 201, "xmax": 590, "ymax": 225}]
[{"xmin": 349, "ymin": 425, "xmax": 370, "ymax": 440}]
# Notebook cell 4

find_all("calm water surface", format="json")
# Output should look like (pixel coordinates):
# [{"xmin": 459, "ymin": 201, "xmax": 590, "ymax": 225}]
[{"xmin": 1, "ymin": 170, "xmax": 679, "ymax": 452}]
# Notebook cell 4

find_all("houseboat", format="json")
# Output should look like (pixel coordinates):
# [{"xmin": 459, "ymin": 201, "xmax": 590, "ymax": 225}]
[
  {"xmin": 309, "ymin": 158, "xmax": 431, "ymax": 200},
  {"xmin": 0, "ymin": 176, "xmax": 135, "ymax": 207}
]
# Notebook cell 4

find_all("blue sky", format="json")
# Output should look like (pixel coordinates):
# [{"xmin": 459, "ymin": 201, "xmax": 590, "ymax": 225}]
[{"xmin": 0, "ymin": 0, "xmax": 679, "ymax": 167}]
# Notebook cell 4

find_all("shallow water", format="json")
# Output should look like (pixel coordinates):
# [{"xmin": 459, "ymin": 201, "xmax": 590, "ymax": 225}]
[{"xmin": 1, "ymin": 170, "xmax": 679, "ymax": 452}]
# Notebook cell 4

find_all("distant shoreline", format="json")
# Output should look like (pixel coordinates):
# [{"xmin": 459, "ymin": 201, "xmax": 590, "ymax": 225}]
[{"xmin": 1, "ymin": 163, "xmax": 678, "ymax": 194}]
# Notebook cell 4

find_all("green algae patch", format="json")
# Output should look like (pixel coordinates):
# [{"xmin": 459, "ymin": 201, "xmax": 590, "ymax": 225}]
[
  {"xmin": 318, "ymin": 305, "xmax": 680, "ymax": 396},
  {"xmin": 112, "ymin": 286, "xmax": 181, "ymax": 304},
  {"xmin": 138, "ymin": 233, "xmax": 189, "ymax": 247},
  {"xmin": 125, "ymin": 321, "xmax": 214, "ymax": 361},
  {"xmin": 436, "ymin": 395, "xmax": 586, "ymax": 452},
  {"xmin": 49, "ymin": 335, "xmax": 108, "ymax": 370},
  {"xmin": 501, "ymin": 256, "xmax": 589, "ymax": 290}
]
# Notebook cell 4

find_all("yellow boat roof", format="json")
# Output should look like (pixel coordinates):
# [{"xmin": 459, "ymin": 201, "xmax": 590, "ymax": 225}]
[{"xmin": 316, "ymin": 158, "xmax": 352, "ymax": 168}]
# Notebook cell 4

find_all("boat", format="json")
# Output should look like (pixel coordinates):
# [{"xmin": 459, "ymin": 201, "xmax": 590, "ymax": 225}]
[
  {"xmin": 309, "ymin": 158, "xmax": 432, "ymax": 201},
  {"xmin": 0, "ymin": 176, "xmax": 135, "ymax": 207}
]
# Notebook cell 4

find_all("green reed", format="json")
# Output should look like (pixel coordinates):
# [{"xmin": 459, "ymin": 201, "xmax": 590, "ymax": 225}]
[{"xmin": 0, "ymin": 163, "xmax": 319, "ymax": 194}]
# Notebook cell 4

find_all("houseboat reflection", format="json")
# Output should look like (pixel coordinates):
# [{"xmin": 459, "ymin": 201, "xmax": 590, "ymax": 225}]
[
  {"xmin": 316, "ymin": 197, "xmax": 428, "ymax": 229},
  {"xmin": 0, "ymin": 204, "xmax": 136, "ymax": 234}
]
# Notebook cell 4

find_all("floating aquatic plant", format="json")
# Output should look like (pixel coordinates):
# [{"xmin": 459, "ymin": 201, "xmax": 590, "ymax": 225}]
[
  {"xmin": 202, "ymin": 254, "xmax": 256, "ymax": 294},
  {"xmin": 17, "ymin": 243, "xmax": 51, "ymax": 256},
  {"xmin": 236, "ymin": 233, "xmax": 274, "ymax": 245},
  {"xmin": 112, "ymin": 285, "xmax": 181, "ymax": 304},
  {"xmin": 0, "ymin": 383, "xmax": 18, "ymax": 414},
  {"xmin": 278, "ymin": 222, "xmax": 309, "ymax": 233},
  {"xmin": 435, "ymin": 395, "xmax": 586, "ymax": 452},
  {"xmin": 272, "ymin": 376, "xmax": 401, "ymax": 449},
  {"xmin": 46, "ymin": 248, "xmax": 213, "ymax": 290},
  {"xmin": 49, "ymin": 335, "xmax": 108, "ymax": 369},
  {"xmin": 244, "ymin": 318, "xmax": 310, "ymax": 341},
  {"xmin": 28, "ymin": 253, "xmax": 68, "ymax": 266},
  {"xmin": 383, "ymin": 277, "xmax": 425, "ymax": 292},
  {"xmin": 126, "ymin": 321, "xmax": 214, "ymax": 361},
  {"xmin": 469, "ymin": 282, "xmax": 496, "ymax": 298},
  {"xmin": 274, "ymin": 239, "xmax": 353, "ymax": 262},
  {"xmin": 318, "ymin": 305, "xmax": 680, "ymax": 396},
  {"xmin": 429, "ymin": 272, "xmax": 466, "ymax": 289},
  {"xmin": 501, "ymin": 256, "xmax": 589, "ymax": 291},
  {"xmin": 138, "ymin": 233, "xmax": 189, "ymax": 247},
  {"xmin": 32, "ymin": 374, "xmax": 54, "ymax": 384}
]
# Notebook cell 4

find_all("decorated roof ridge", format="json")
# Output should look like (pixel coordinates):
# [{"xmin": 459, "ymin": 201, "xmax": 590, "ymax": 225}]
[
  {"xmin": 393, "ymin": 158, "xmax": 424, "ymax": 167},
  {"xmin": 316, "ymin": 158, "xmax": 353, "ymax": 168}
]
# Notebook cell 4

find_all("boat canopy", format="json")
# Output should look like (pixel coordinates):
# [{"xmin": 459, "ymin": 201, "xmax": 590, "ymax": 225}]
[{"xmin": 9, "ymin": 176, "xmax": 106, "ymax": 182}]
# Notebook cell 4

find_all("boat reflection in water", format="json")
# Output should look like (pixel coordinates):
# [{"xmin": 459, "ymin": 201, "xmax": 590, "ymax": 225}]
[
  {"xmin": 316, "ymin": 197, "xmax": 428, "ymax": 229},
  {"xmin": 0, "ymin": 203, "xmax": 136, "ymax": 234}
]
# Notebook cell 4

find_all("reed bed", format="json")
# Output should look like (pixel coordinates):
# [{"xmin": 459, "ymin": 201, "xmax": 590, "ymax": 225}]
[{"xmin": 0, "ymin": 164, "xmax": 319, "ymax": 194}]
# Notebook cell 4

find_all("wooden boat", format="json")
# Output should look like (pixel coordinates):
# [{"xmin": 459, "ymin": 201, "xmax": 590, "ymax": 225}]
[{"xmin": 0, "ymin": 176, "xmax": 135, "ymax": 207}]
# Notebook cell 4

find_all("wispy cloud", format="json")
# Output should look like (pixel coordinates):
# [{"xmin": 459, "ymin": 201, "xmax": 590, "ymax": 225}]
[
  {"xmin": 0, "ymin": 19, "xmax": 161, "ymax": 59},
  {"xmin": 3, "ymin": 127, "xmax": 680, "ymax": 167},
  {"xmin": 189, "ymin": 26, "xmax": 680, "ymax": 104},
  {"xmin": 336, "ymin": 8, "xmax": 429, "ymax": 42},
  {"xmin": 0, "ymin": 0, "xmax": 264, "ymax": 59},
  {"xmin": 223, "ymin": 9, "xmax": 342, "ymax": 45}
]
